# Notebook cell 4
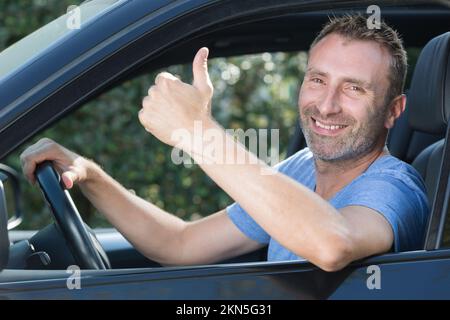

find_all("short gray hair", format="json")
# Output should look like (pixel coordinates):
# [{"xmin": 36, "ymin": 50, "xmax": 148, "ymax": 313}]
[{"xmin": 310, "ymin": 14, "xmax": 408, "ymax": 105}]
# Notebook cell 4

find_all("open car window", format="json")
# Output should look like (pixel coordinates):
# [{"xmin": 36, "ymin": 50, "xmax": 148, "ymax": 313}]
[
  {"xmin": 4, "ymin": 52, "xmax": 302, "ymax": 233},
  {"xmin": 3, "ymin": 42, "xmax": 427, "ymax": 271}
]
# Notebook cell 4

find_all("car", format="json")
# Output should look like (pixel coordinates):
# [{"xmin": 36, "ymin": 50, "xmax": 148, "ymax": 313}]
[{"xmin": 0, "ymin": 0, "xmax": 450, "ymax": 300}]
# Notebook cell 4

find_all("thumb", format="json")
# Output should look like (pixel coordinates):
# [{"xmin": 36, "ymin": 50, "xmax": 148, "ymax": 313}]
[
  {"xmin": 192, "ymin": 47, "xmax": 213, "ymax": 97},
  {"xmin": 61, "ymin": 171, "xmax": 78, "ymax": 189}
]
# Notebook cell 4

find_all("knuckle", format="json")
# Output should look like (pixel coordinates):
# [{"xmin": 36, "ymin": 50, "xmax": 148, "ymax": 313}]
[
  {"xmin": 155, "ymin": 72, "xmax": 166, "ymax": 82},
  {"xmin": 156, "ymin": 72, "xmax": 177, "ymax": 86},
  {"xmin": 142, "ymin": 98, "xmax": 151, "ymax": 110},
  {"xmin": 138, "ymin": 110, "xmax": 148, "ymax": 124},
  {"xmin": 45, "ymin": 142, "xmax": 57, "ymax": 152},
  {"xmin": 20, "ymin": 153, "xmax": 30, "ymax": 164},
  {"xmin": 39, "ymin": 137, "xmax": 54, "ymax": 146},
  {"xmin": 147, "ymin": 85, "xmax": 156, "ymax": 96},
  {"xmin": 159, "ymin": 71, "xmax": 170, "ymax": 78}
]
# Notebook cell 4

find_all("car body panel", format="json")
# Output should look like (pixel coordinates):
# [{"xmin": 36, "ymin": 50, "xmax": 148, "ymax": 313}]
[{"xmin": 1, "ymin": 249, "xmax": 450, "ymax": 299}]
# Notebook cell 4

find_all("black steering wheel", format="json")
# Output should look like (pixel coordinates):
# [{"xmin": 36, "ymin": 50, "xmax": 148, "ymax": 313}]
[{"xmin": 35, "ymin": 161, "xmax": 109, "ymax": 270}]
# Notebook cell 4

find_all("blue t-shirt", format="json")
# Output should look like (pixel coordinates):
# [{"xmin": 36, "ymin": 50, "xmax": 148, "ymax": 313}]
[{"xmin": 226, "ymin": 148, "xmax": 430, "ymax": 261}]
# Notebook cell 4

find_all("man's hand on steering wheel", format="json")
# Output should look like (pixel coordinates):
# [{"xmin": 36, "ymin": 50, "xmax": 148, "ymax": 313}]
[
  {"xmin": 20, "ymin": 138, "xmax": 92, "ymax": 189},
  {"xmin": 20, "ymin": 138, "xmax": 109, "ymax": 270}
]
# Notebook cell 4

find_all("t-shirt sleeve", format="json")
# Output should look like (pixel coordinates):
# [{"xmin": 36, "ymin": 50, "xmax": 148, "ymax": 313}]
[
  {"xmin": 226, "ymin": 202, "xmax": 271, "ymax": 244},
  {"xmin": 225, "ymin": 149, "xmax": 312, "ymax": 244},
  {"xmin": 335, "ymin": 172, "xmax": 429, "ymax": 252}
]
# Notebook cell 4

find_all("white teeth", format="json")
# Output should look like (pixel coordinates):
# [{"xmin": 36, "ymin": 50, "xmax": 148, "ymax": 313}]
[{"xmin": 315, "ymin": 120, "xmax": 345, "ymax": 130}]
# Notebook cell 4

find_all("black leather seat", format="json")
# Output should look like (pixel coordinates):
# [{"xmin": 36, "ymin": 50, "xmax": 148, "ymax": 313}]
[
  {"xmin": 408, "ymin": 32, "xmax": 450, "ymax": 204},
  {"xmin": 387, "ymin": 100, "xmax": 443, "ymax": 164},
  {"xmin": 407, "ymin": 32, "xmax": 450, "ymax": 248}
]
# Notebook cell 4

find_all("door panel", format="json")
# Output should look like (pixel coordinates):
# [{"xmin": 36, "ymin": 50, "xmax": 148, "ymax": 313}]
[{"xmin": 1, "ymin": 250, "xmax": 449, "ymax": 299}]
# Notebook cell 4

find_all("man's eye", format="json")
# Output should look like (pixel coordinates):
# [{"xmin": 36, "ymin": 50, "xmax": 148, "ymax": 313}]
[
  {"xmin": 349, "ymin": 85, "xmax": 363, "ymax": 92},
  {"xmin": 311, "ymin": 78, "xmax": 324, "ymax": 84}
]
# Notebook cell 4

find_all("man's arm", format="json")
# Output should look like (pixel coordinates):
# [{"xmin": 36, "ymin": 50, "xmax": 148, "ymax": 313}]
[
  {"xmin": 137, "ymin": 47, "xmax": 396, "ymax": 272},
  {"xmin": 87, "ymin": 153, "xmax": 392, "ymax": 269},
  {"xmin": 82, "ymin": 157, "xmax": 393, "ymax": 268},
  {"xmin": 173, "ymin": 117, "xmax": 394, "ymax": 271},
  {"xmin": 195, "ymin": 119, "xmax": 393, "ymax": 271},
  {"xmin": 80, "ymin": 162, "xmax": 263, "ymax": 265},
  {"xmin": 20, "ymin": 138, "xmax": 262, "ymax": 266},
  {"xmin": 339, "ymin": 206, "xmax": 394, "ymax": 261}
]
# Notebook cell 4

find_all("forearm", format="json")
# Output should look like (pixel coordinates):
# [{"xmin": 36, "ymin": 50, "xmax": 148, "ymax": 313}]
[
  {"xmin": 77, "ymin": 159, "xmax": 188, "ymax": 265},
  {"xmin": 186, "ymin": 119, "xmax": 352, "ymax": 268}
]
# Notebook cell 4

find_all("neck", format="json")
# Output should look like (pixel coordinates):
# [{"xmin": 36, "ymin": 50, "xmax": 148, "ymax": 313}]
[{"xmin": 314, "ymin": 143, "xmax": 389, "ymax": 200}]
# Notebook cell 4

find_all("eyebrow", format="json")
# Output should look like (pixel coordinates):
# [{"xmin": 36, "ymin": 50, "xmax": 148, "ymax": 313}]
[
  {"xmin": 342, "ymin": 77, "xmax": 372, "ymax": 89},
  {"xmin": 305, "ymin": 67, "xmax": 373, "ymax": 89},
  {"xmin": 305, "ymin": 67, "xmax": 328, "ymax": 77}
]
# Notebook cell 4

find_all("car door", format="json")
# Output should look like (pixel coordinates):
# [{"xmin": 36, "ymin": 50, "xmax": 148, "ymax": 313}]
[{"xmin": 1, "ymin": 0, "xmax": 450, "ymax": 300}]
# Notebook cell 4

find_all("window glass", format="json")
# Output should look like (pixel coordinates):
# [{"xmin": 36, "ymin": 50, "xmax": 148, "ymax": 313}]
[{"xmin": 0, "ymin": 0, "xmax": 124, "ymax": 80}]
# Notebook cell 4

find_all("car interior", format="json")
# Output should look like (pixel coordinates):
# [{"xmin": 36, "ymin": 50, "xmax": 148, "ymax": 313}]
[{"xmin": 2, "ymin": 4, "xmax": 450, "ymax": 272}]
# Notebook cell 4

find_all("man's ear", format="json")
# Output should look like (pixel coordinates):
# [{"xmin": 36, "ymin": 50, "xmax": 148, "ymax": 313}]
[{"xmin": 385, "ymin": 94, "xmax": 406, "ymax": 129}]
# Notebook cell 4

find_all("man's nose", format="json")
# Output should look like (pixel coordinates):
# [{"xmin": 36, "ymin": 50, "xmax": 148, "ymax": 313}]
[{"xmin": 316, "ymin": 86, "xmax": 342, "ymax": 116}]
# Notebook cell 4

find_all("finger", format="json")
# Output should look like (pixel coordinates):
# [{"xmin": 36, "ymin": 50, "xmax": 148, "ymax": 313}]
[
  {"xmin": 61, "ymin": 171, "xmax": 78, "ymax": 189},
  {"xmin": 142, "ymin": 95, "xmax": 151, "ymax": 108},
  {"xmin": 192, "ymin": 47, "xmax": 213, "ymax": 95},
  {"xmin": 20, "ymin": 142, "xmax": 60, "ymax": 184},
  {"xmin": 147, "ymin": 85, "xmax": 157, "ymax": 97},
  {"xmin": 19, "ymin": 138, "xmax": 53, "ymax": 167},
  {"xmin": 21, "ymin": 152, "xmax": 48, "ymax": 185},
  {"xmin": 138, "ymin": 109, "xmax": 149, "ymax": 131},
  {"xmin": 155, "ymin": 72, "xmax": 179, "ymax": 87}
]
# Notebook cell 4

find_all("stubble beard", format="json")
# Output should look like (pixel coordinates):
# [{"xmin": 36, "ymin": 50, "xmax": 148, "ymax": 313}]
[{"xmin": 300, "ymin": 104, "xmax": 387, "ymax": 163}]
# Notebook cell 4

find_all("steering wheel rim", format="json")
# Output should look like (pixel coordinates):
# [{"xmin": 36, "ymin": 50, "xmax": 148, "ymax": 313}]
[{"xmin": 35, "ymin": 161, "xmax": 107, "ymax": 270}]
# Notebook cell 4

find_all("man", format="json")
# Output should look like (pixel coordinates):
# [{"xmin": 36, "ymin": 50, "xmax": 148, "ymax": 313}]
[{"xmin": 20, "ymin": 15, "xmax": 428, "ymax": 272}]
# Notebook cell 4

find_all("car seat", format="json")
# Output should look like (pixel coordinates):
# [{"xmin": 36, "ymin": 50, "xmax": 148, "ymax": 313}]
[{"xmin": 408, "ymin": 32, "xmax": 450, "ymax": 249}]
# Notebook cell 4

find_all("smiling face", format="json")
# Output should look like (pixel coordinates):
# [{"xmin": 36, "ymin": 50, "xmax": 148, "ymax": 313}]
[{"xmin": 299, "ymin": 33, "xmax": 393, "ymax": 162}]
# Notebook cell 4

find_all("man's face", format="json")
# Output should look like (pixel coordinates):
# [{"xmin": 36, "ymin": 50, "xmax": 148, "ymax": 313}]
[{"xmin": 299, "ymin": 33, "xmax": 392, "ymax": 162}]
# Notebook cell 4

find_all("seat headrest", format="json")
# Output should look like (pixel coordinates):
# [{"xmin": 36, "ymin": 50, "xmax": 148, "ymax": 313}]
[{"xmin": 408, "ymin": 32, "xmax": 450, "ymax": 135}]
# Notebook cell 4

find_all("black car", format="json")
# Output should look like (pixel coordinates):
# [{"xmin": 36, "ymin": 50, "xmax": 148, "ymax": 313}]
[{"xmin": 0, "ymin": 0, "xmax": 450, "ymax": 299}]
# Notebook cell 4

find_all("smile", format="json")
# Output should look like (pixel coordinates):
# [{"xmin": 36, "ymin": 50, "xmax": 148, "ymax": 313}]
[{"xmin": 311, "ymin": 117, "xmax": 348, "ymax": 135}]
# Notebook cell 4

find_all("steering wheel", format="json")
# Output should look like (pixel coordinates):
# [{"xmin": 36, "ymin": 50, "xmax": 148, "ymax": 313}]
[{"xmin": 35, "ymin": 161, "xmax": 109, "ymax": 270}]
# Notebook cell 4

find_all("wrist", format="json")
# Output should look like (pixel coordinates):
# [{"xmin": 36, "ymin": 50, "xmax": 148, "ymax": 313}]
[
  {"xmin": 185, "ymin": 117, "xmax": 228, "ymax": 165},
  {"xmin": 174, "ymin": 115, "xmax": 216, "ymax": 153},
  {"xmin": 79, "ymin": 157, "xmax": 103, "ymax": 186},
  {"xmin": 188, "ymin": 116, "xmax": 219, "ymax": 154}
]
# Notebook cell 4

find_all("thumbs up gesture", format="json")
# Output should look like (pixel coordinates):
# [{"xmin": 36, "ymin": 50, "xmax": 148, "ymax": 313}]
[
  {"xmin": 138, "ymin": 47, "xmax": 214, "ymax": 147},
  {"xmin": 192, "ymin": 47, "xmax": 213, "ymax": 113}
]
